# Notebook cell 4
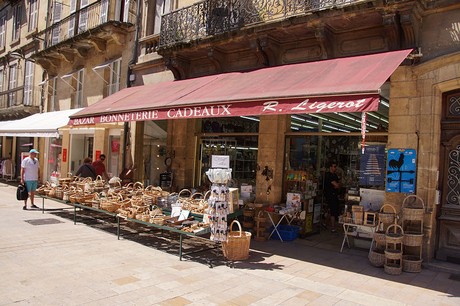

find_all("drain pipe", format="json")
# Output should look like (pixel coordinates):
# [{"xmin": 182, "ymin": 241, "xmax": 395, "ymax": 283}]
[{"xmin": 122, "ymin": 0, "xmax": 142, "ymax": 172}]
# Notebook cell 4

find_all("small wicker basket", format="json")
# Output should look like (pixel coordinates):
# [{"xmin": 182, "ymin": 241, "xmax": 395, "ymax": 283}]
[
  {"xmin": 385, "ymin": 224, "xmax": 404, "ymax": 244},
  {"xmin": 373, "ymin": 231, "xmax": 386, "ymax": 245},
  {"xmin": 379, "ymin": 204, "xmax": 397, "ymax": 224},
  {"xmin": 384, "ymin": 263, "xmax": 402, "ymax": 275}
]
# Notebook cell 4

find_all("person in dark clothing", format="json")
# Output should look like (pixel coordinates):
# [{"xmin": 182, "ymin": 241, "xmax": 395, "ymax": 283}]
[
  {"xmin": 324, "ymin": 161, "xmax": 341, "ymax": 233},
  {"xmin": 75, "ymin": 157, "xmax": 97, "ymax": 180}
]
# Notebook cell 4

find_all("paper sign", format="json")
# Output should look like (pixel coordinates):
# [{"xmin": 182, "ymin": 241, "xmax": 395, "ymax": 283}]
[{"xmin": 211, "ymin": 155, "xmax": 230, "ymax": 168}]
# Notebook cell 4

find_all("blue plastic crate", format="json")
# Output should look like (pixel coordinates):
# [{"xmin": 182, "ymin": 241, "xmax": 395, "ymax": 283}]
[{"xmin": 270, "ymin": 225, "xmax": 301, "ymax": 241}]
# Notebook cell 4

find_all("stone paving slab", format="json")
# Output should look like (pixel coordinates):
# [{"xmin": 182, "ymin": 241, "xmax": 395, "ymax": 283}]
[{"xmin": 1, "ymin": 183, "xmax": 459, "ymax": 305}]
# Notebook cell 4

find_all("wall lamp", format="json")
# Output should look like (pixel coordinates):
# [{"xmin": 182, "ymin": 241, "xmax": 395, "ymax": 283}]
[{"xmin": 8, "ymin": 51, "xmax": 35, "ymax": 62}]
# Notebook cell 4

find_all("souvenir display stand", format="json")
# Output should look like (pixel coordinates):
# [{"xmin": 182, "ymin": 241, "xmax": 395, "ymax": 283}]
[{"xmin": 205, "ymin": 168, "xmax": 232, "ymax": 242}]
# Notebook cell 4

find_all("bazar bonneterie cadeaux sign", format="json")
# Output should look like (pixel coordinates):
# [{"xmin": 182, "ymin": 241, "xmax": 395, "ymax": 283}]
[{"xmin": 69, "ymin": 94, "xmax": 379, "ymax": 125}]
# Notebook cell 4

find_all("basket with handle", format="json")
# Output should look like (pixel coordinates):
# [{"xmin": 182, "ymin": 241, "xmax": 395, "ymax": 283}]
[
  {"xmin": 379, "ymin": 204, "xmax": 397, "ymax": 224},
  {"xmin": 222, "ymin": 220, "xmax": 251, "ymax": 261},
  {"xmin": 402, "ymin": 195, "xmax": 425, "ymax": 221},
  {"xmin": 385, "ymin": 223, "xmax": 404, "ymax": 245}
]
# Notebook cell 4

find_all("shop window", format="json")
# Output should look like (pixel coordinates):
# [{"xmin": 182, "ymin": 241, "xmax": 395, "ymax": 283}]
[
  {"xmin": 284, "ymin": 135, "xmax": 387, "ymax": 197},
  {"xmin": 199, "ymin": 136, "xmax": 258, "ymax": 188}
]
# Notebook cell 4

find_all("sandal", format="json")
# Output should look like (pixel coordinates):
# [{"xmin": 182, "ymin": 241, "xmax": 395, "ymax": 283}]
[
  {"xmin": 31, "ymin": 204, "xmax": 39, "ymax": 209},
  {"xmin": 23, "ymin": 206, "xmax": 27, "ymax": 210}
]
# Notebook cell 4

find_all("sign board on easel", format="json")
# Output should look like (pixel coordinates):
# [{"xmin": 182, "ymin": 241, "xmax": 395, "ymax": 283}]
[{"xmin": 211, "ymin": 155, "xmax": 230, "ymax": 168}]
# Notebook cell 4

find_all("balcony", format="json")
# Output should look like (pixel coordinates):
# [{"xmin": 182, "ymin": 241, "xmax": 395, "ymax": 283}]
[
  {"xmin": 0, "ymin": 87, "xmax": 40, "ymax": 120},
  {"xmin": 32, "ymin": 0, "xmax": 135, "ymax": 70},
  {"xmin": 159, "ymin": 0, "xmax": 371, "ymax": 48}
]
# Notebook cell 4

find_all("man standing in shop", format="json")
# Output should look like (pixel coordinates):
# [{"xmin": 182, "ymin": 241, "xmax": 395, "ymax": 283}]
[
  {"xmin": 21, "ymin": 149, "xmax": 40, "ymax": 210},
  {"xmin": 324, "ymin": 161, "xmax": 341, "ymax": 233},
  {"xmin": 92, "ymin": 154, "xmax": 108, "ymax": 180}
]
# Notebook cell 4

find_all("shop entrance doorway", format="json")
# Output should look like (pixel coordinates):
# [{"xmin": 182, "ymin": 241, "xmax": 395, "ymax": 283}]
[{"xmin": 437, "ymin": 90, "xmax": 460, "ymax": 263}]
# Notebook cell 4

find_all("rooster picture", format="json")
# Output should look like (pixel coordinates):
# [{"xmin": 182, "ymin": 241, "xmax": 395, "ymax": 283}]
[{"xmin": 389, "ymin": 153, "xmax": 404, "ymax": 170}]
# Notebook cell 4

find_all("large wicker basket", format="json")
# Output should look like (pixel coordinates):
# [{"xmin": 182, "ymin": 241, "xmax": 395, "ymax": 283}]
[
  {"xmin": 402, "ymin": 255, "xmax": 422, "ymax": 273},
  {"xmin": 403, "ymin": 231, "xmax": 424, "ymax": 246},
  {"xmin": 222, "ymin": 220, "xmax": 251, "ymax": 261},
  {"xmin": 369, "ymin": 248, "xmax": 385, "ymax": 267},
  {"xmin": 402, "ymin": 195, "xmax": 425, "ymax": 221}
]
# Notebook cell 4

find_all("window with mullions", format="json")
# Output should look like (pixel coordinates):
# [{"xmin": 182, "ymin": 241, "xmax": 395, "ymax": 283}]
[
  {"xmin": 48, "ymin": 77, "xmax": 58, "ymax": 111},
  {"xmin": 28, "ymin": 0, "xmax": 38, "ymax": 32},
  {"xmin": 12, "ymin": 4, "xmax": 22, "ymax": 41},
  {"xmin": 75, "ymin": 69, "xmax": 84, "ymax": 108},
  {"xmin": 8, "ymin": 64, "xmax": 17, "ymax": 106},
  {"xmin": 23, "ymin": 61, "xmax": 34, "ymax": 106},
  {"xmin": 0, "ymin": 13, "xmax": 6, "ymax": 49},
  {"xmin": 108, "ymin": 59, "xmax": 121, "ymax": 95}
]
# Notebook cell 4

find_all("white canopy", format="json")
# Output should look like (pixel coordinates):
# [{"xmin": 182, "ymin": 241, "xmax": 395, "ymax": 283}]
[{"xmin": 0, "ymin": 108, "xmax": 83, "ymax": 137}]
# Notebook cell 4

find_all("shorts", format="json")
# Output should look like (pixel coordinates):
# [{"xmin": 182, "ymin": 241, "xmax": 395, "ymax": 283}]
[
  {"xmin": 25, "ymin": 181, "xmax": 38, "ymax": 192},
  {"xmin": 326, "ymin": 195, "xmax": 340, "ymax": 217}
]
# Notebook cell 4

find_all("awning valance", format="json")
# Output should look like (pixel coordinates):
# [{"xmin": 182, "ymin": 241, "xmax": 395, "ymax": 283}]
[
  {"xmin": 0, "ymin": 108, "xmax": 83, "ymax": 137},
  {"xmin": 69, "ymin": 49, "xmax": 412, "ymax": 126}
]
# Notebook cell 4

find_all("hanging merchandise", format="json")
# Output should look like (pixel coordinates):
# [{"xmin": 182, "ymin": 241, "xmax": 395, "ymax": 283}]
[
  {"xmin": 206, "ymin": 168, "xmax": 232, "ymax": 242},
  {"xmin": 361, "ymin": 112, "xmax": 367, "ymax": 154}
]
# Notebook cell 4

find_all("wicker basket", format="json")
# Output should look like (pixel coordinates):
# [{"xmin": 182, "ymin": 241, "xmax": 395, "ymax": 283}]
[
  {"xmin": 379, "ymin": 204, "xmax": 397, "ymax": 224},
  {"xmin": 403, "ymin": 231, "xmax": 424, "ymax": 246},
  {"xmin": 222, "ymin": 220, "xmax": 251, "ymax": 261},
  {"xmin": 385, "ymin": 224, "xmax": 404, "ymax": 244},
  {"xmin": 384, "ymin": 249, "xmax": 403, "ymax": 260},
  {"xmin": 384, "ymin": 263, "xmax": 402, "ymax": 275},
  {"xmin": 373, "ymin": 231, "xmax": 386, "ymax": 245},
  {"xmin": 402, "ymin": 195, "xmax": 425, "ymax": 221},
  {"xmin": 402, "ymin": 255, "xmax": 422, "ymax": 273},
  {"xmin": 369, "ymin": 248, "xmax": 385, "ymax": 267}
]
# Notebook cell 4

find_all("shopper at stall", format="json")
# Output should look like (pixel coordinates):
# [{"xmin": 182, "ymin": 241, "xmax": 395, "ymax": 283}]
[
  {"xmin": 21, "ymin": 149, "xmax": 40, "ymax": 210},
  {"xmin": 75, "ymin": 157, "xmax": 97, "ymax": 180},
  {"xmin": 324, "ymin": 161, "xmax": 341, "ymax": 233},
  {"xmin": 92, "ymin": 154, "xmax": 108, "ymax": 180}
]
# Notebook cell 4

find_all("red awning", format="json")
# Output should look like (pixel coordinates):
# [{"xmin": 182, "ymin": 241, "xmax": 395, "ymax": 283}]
[{"xmin": 69, "ymin": 49, "xmax": 412, "ymax": 125}]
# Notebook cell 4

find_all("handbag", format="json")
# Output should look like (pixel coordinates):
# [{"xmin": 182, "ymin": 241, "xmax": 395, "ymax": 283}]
[{"xmin": 17, "ymin": 184, "xmax": 29, "ymax": 201}]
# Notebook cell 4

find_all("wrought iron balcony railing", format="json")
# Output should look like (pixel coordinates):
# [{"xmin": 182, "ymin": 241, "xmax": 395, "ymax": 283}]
[
  {"xmin": 34, "ymin": 0, "xmax": 136, "ymax": 50},
  {"xmin": 159, "ymin": 0, "xmax": 367, "ymax": 48}
]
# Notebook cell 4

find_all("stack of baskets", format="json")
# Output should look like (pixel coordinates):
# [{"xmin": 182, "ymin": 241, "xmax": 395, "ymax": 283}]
[
  {"xmin": 369, "ymin": 204, "xmax": 397, "ymax": 268},
  {"xmin": 384, "ymin": 223, "xmax": 404, "ymax": 275},
  {"xmin": 401, "ymin": 195, "xmax": 424, "ymax": 273}
]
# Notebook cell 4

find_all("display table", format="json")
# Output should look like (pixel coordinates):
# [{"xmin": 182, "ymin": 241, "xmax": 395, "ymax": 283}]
[
  {"xmin": 340, "ymin": 222, "xmax": 376, "ymax": 254},
  {"xmin": 267, "ymin": 211, "xmax": 300, "ymax": 242},
  {"xmin": 35, "ymin": 194, "xmax": 72, "ymax": 214},
  {"xmin": 72, "ymin": 203, "xmax": 221, "ymax": 262}
]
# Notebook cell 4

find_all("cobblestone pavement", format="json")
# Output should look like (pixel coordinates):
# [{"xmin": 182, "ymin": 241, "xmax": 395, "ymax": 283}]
[{"xmin": 0, "ymin": 182, "xmax": 459, "ymax": 305}]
